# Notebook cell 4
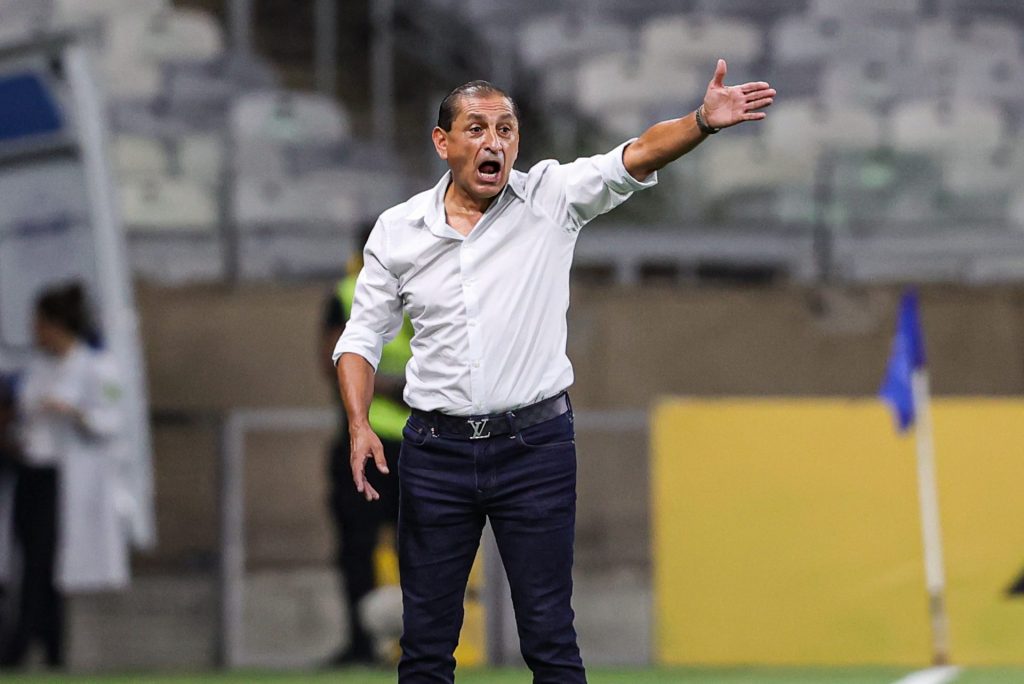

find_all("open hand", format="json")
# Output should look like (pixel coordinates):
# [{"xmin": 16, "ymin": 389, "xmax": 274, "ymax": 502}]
[
  {"xmin": 702, "ymin": 59, "xmax": 775, "ymax": 130},
  {"xmin": 42, "ymin": 398, "xmax": 79, "ymax": 418},
  {"xmin": 349, "ymin": 424, "xmax": 389, "ymax": 502}
]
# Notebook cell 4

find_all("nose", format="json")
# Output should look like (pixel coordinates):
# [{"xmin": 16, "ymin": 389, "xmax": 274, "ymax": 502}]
[{"xmin": 484, "ymin": 127, "xmax": 502, "ymax": 150}]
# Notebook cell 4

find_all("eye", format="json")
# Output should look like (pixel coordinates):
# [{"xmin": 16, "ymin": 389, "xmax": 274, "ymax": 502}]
[{"xmin": 469, "ymin": 125, "xmax": 482, "ymax": 134}]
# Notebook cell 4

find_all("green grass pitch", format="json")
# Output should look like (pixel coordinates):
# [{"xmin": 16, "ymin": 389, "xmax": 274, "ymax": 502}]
[{"xmin": 4, "ymin": 667, "xmax": 1024, "ymax": 684}]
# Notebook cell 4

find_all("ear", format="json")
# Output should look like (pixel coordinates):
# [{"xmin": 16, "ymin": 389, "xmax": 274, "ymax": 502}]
[{"xmin": 431, "ymin": 127, "xmax": 448, "ymax": 161}]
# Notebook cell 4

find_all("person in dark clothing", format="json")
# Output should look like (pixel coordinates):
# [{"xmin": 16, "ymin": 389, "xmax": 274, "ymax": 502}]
[
  {"xmin": 321, "ymin": 228, "xmax": 412, "ymax": 665},
  {"xmin": 0, "ymin": 374, "xmax": 20, "ymax": 655},
  {"xmin": 1, "ymin": 283, "xmax": 128, "ymax": 670}
]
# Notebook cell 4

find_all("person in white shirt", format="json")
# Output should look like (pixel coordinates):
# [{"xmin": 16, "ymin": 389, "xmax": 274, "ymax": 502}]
[
  {"xmin": 335, "ymin": 60, "xmax": 775, "ymax": 683},
  {"xmin": 1, "ymin": 284, "xmax": 128, "ymax": 670}
]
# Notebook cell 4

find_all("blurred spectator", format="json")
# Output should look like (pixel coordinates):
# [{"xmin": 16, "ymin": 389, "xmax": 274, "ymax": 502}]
[
  {"xmin": 0, "ymin": 373, "xmax": 19, "ymax": 650},
  {"xmin": 0, "ymin": 283, "xmax": 129, "ymax": 670},
  {"xmin": 321, "ymin": 226, "xmax": 411, "ymax": 666}
]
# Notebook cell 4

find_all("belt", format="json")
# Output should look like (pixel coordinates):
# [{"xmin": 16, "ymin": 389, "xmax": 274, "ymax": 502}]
[{"xmin": 410, "ymin": 392, "xmax": 570, "ymax": 440}]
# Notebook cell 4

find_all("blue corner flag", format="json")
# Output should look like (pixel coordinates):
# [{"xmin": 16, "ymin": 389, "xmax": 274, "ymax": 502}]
[{"xmin": 880, "ymin": 290, "xmax": 927, "ymax": 432}]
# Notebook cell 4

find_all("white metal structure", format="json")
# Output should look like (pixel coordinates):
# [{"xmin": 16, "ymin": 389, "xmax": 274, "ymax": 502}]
[{"xmin": 0, "ymin": 29, "xmax": 155, "ymax": 547}]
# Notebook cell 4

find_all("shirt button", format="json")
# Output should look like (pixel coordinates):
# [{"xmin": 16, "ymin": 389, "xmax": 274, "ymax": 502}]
[
  {"xmin": 468, "ymin": 319, "xmax": 477, "ymax": 327},
  {"xmin": 472, "ymin": 361, "xmax": 480, "ymax": 369}
]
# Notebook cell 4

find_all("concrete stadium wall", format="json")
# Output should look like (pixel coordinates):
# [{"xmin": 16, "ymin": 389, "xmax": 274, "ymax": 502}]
[{"xmin": 135, "ymin": 283, "xmax": 1024, "ymax": 573}]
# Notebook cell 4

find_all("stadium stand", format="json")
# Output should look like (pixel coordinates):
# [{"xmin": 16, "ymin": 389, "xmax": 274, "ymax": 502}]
[{"xmin": 4, "ymin": 0, "xmax": 1024, "ymax": 283}]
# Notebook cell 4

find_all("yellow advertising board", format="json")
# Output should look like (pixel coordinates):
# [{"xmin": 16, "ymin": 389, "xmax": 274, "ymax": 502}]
[{"xmin": 652, "ymin": 399, "xmax": 1024, "ymax": 666}]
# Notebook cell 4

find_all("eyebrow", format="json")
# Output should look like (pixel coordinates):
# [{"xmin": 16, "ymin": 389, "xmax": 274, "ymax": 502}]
[{"xmin": 464, "ymin": 113, "xmax": 516, "ymax": 123}]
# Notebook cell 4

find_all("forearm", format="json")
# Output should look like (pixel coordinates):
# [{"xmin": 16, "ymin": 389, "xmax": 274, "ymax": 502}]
[
  {"xmin": 623, "ymin": 111, "xmax": 707, "ymax": 181},
  {"xmin": 338, "ymin": 352, "xmax": 376, "ymax": 430}
]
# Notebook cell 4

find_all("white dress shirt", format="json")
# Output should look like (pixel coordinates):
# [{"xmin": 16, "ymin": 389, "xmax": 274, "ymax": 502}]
[
  {"xmin": 19, "ymin": 343, "xmax": 122, "ymax": 466},
  {"xmin": 333, "ymin": 140, "xmax": 657, "ymax": 416}
]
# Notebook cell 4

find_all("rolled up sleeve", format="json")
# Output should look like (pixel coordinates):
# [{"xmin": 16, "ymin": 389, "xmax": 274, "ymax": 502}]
[
  {"xmin": 332, "ymin": 222, "xmax": 403, "ymax": 371},
  {"xmin": 527, "ymin": 138, "xmax": 659, "ymax": 231}
]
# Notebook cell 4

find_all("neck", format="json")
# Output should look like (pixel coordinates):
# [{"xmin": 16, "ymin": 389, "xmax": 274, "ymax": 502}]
[
  {"xmin": 51, "ymin": 335, "xmax": 78, "ymax": 358},
  {"xmin": 444, "ymin": 180, "xmax": 496, "ymax": 217}
]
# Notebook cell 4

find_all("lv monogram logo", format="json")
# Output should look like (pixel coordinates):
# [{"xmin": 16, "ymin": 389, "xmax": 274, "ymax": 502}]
[{"xmin": 468, "ymin": 418, "xmax": 491, "ymax": 439}]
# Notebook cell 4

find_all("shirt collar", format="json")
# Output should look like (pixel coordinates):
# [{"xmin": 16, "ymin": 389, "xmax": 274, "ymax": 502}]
[{"xmin": 406, "ymin": 169, "xmax": 526, "ymax": 232}]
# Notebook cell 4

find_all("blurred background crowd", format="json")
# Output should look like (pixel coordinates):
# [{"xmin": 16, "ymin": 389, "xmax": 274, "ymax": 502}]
[{"xmin": 1, "ymin": 0, "xmax": 1023, "ymax": 676}]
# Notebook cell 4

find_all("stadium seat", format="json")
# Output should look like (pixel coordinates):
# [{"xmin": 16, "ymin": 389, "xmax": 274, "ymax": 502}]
[
  {"xmin": 111, "ymin": 135, "xmax": 168, "ymax": 177},
  {"xmin": 159, "ymin": 55, "xmax": 279, "ymax": 130},
  {"xmin": 891, "ymin": 99, "xmax": 1003, "ymax": 157},
  {"xmin": 765, "ymin": 100, "xmax": 880, "ymax": 154},
  {"xmin": 577, "ymin": 52, "xmax": 701, "ymax": 136},
  {"xmin": 0, "ymin": 0, "xmax": 52, "ymax": 45},
  {"xmin": 120, "ymin": 174, "xmax": 218, "ymax": 232},
  {"xmin": 176, "ymin": 134, "xmax": 224, "ymax": 185},
  {"xmin": 100, "ymin": 9, "xmax": 222, "ymax": 101},
  {"xmin": 809, "ymin": 0, "xmax": 921, "ymax": 23},
  {"xmin": 233, "ymin": 171, "xmax": 359, "ymax": 227},
  {"xmin": 694, "ymin": 0, "xmax": 806, "ymax": 23},
  {"xmin": 641, "ymin": 15, "xmax": 762, "ymax": 67},
  {"xmin": 105, "ymin": 8, "xmax": 223, "ymax": 67},
  {"xmin": 772, "ymin": 14, "xmax": 903, "ymax": 66},
  {"xmin": 771, "ymin": 14, "xmax": 842, "ymax": 65},
  {"xmin": 944, "ymin": 146, "xmax": 1023, "ymax": 198},
  {"xmin": 966, "ymin": 19, "xmax": 1022, "ymax": 60},
  {"xmin": 702, "ymin": 137, "xmax": 813, "ymax": 198},
  {"xmin": 584, "ymin": 0, "xmax": 698, "ymax": 26},
  {"xmin": 910, "ymin": 19, "xmax": 958, "ymax": 66},
  {"xmin": 231, "ymin": 91, "xmax": 352, "ymax": 179},
  {"xmin": 952, "ymin": 50, "xmax": 1024, "ymax": 107},
  {"xmin": 102, "ymin": 60, "xmax": 162, "ymax": 101},
  {"xmin": 518, "ymin": 13, "xmax": 631, "ymax": 106},
  {"xmin": 820, "ymin": 61, "xmax": 899, "ymax": 110},
  {"xmin": 53, "ymin": 0, "xmax": 167, "ymax": 26},
  {"xmin": 518, "ymin": 13, "xmax": 631, "ymax": 71},
  {"xmin": 949, "ymin": 0, "xmax": 1024, "ymax": 25}
]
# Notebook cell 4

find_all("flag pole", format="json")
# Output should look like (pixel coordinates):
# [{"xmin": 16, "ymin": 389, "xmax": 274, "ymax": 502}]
[{"xmin": 911, "ymin": 368, "xmax": 951, "ymax": 666}]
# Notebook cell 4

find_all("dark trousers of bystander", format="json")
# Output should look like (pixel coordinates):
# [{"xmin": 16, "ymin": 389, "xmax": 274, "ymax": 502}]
[
  {"xmin": 1, "ymin": 464, "xmax": 63, "ymax": 669},
  {"xmin": 397, "ymin": 408, "xmax": 587, "ymax": 684},
  {"xmin": 329, "ymin": 437, "xmax": 400, "ymax": 661}
]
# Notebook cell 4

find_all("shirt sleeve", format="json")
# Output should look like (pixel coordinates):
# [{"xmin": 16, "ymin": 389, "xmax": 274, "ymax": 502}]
[
  {"xmin": 332, "ymin": 220, "xmax": 404, "ymax": 371},
  {"xmin": 526, "ymin": 138, "xmax": 659, "ymax": 232}
]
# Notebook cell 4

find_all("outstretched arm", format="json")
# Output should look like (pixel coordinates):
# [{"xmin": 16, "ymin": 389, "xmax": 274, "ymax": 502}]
[{"xmin": 623, "ymin": 59, "xmax": 775, "ymax": 180}]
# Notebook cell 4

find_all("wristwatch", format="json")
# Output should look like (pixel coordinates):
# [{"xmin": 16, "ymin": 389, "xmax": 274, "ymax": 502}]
[{"xmin": 696, "ymin": 104, "xmax": 720, "ymax": 135}]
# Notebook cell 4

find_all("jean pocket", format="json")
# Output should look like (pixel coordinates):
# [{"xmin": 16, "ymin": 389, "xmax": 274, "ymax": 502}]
[
  {"xmin": 402, "ymin": 419, "xmax": 430, "ymax": 447},
  {"xmin": 516, "ymin": 412, "xmax": 575, "ymax": 448}
]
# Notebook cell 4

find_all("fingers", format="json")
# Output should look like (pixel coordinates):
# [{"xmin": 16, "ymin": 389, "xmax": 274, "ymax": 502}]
[
  {"xmin": 712, "ymin": 58, "xmax": 727, "ymax": 87},
  {"xmin": 351, "ymin": 452, "xmax": 383, "ymax": 501},
  {"xmin": 740, "ymin": 81, "xmax": 771, "ymax": 94},
  {"xmin": 744, "ymin": 112, "xmax": 768, "ymax": 121},
  {"xmin": 362, "ymin": 479, "xmax": 381, "ymax": 502},
  {"xmin": 745, "ymin": 96, "xmax": 774, "ymax": 111},
  {"xmin": 372, "ymin": 442, "xmax": 389, "ymax": 475},
  {"xmin": 744, "ymin": 88, "xmax": 776, "ymax": 103},
  {"xmin": 350, "ymin": 452, "xmax": 367, "ymax": 495}
]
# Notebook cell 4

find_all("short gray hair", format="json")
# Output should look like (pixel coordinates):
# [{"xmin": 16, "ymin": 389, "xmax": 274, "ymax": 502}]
[{"xmin": 436, "ymin": 80, "xmax": 520, "ymax": 132}]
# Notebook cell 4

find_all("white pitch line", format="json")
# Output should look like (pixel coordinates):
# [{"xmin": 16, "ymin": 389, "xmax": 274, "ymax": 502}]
[{"xmin": 892, "ymin": 666, "xmax": 962, "ymax": 684}]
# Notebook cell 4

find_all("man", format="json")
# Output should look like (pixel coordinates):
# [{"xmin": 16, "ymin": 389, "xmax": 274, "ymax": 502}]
[
  {"xmin": 321, "ymin": 227, "xmax": 411, "ymax": 665},
  {"xmin": 335, "ymin": 59, "xmax": 775, "ymax": 682}
]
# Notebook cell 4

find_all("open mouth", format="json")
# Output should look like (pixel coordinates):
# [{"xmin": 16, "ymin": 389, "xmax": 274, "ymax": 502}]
[{"xmin": 477, "ymin": 160, "xmax": 502, "ymax": 183}]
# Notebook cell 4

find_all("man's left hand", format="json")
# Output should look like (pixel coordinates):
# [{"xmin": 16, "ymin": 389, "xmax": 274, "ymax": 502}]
[{"xmin": 702, "ymin": 59, "xmax": 775, "ymax": 130}]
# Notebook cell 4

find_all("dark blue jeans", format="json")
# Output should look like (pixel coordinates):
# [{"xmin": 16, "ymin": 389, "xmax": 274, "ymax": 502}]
[{"xmin": 397, "ymin": 409, "xmax": 586, "ymax": 684}]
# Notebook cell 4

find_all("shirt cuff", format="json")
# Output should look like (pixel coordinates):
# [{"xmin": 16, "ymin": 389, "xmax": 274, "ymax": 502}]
[
  {"xmin": 333, "ymin": 323, "xmax": 384, "ymax": 371},
  {"xmin": 602, "ymin": 138, "xmax": 659, "ymax": 193}
]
